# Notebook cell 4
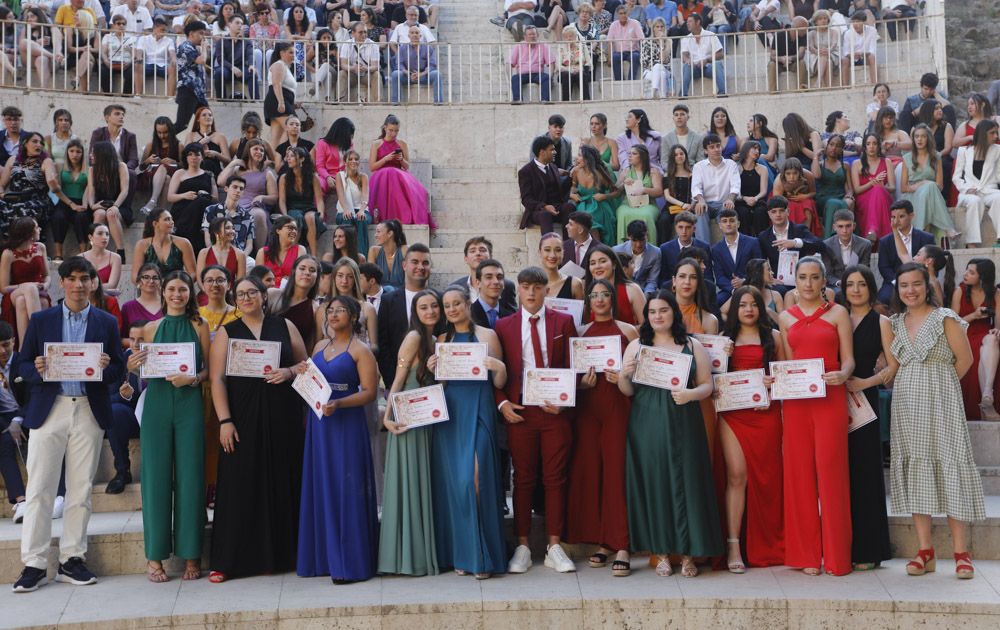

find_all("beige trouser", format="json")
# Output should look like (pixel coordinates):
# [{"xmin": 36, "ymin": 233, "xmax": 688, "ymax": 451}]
[
  {"xmin": 337, "ymin": 70, "xmax": 380, "ymax": 102},
  {"xmin": 959, "ymin": 191, "xmax": 1000, "ymax": 245},
  {"xmin": 21, "ymin": 396, "xmax": 104, "ymax": 570}
]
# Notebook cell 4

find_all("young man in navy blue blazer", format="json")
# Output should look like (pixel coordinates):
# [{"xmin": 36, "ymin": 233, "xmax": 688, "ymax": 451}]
[
  {"xmin": 12, "ymin": 258, "xmax": 126, "ymax": 593},
  {"xmin": 711, "ymin": 208, "xmax": 763, "ymax": 306},
  {"xmin": 876, "ymin": 200, "xmax": 934, "ymax": 304}
]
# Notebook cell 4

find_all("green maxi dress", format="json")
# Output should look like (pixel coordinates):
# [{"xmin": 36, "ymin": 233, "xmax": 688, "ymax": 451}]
[
  {"xmin": 577, "ymin": 184, "xmax": 618, "ymax": 245},
  {"xmin": 902, "ymin": 152, "xmax": 956, "ymax": 234},
  {"xmin": 616, "ymin": 168, "xmax": 659, "ymax": 245},
  {"xmin": 625, "ymin": 343, "xmax": 722, "ymax": 557},
  {"xmin": 140, "ymin": 314, "xmax": 205, "ymax": 561},
  {"xmin": 377, "ymin": 366, "xmax": 439, "ymax": 576},
  {"xmin": 815, "ymin": 163, "xmax": 851, "ymax": 238}
]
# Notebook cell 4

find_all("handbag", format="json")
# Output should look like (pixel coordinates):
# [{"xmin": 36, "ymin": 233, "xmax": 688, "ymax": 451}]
[{"xmin": 295, "ymin": 104, "xmax": 315, "ymax": 132}]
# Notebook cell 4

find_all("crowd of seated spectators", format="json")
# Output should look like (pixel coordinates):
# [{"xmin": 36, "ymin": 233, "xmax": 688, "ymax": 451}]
[
  {"xmin": 0, "ymin": 0, "xmax": 443, "ymax": 104},
  {"xmin": 497, "ymin": 0, "xmax": 927, "ymax": 103}
]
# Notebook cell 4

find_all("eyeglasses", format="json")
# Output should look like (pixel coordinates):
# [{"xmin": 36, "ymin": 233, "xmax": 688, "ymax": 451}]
[
  {"xmin": 588, "ymin": 292, "xmax": 613, "ymax": 300},
  {"xmin": 203, "ymin": 277, "xmax": 228, "ymax": 285},
  {"xmin": 139, "ymin": 275, "xmax": 161, "ymax": 282},
  {"xmin": 235, "ymin": 289, "xmax": 261, "ymax": 300},
  {"xmin": 328, "ymin": 307, "xmax": 349, "ymax": 315}
]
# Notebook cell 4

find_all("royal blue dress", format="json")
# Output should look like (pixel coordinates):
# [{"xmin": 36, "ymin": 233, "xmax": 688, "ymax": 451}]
[
  {"xmin": 430, "ymin": 332, "xmax": 507, "ymax": 575},
  {"xmin": 297, "ymin": 343, "xmax": 378, "ymax": 581}
]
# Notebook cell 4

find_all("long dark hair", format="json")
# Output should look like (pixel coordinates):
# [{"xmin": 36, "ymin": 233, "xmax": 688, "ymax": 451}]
[
  {"xmin": 200, "ymin": 263, "xmax": 235, "ymax": 306},
  {"xmin": 579, "ymin": 144, "xmax": 614, "ymax": 190},
  {"xmin": 91, "ymin": 140, "xmax": 121, "ymax": 197},
  {"xmin": 782, "ymin": 112, "xmax": 814, "ymax": 159},
  {"xmin": 380, "ymin": 218, "xmax": 407, "ymax": 248},
  {"xmin": 265, "ymin": 215, "xmax": 297, "ymax": 265},
  {"xmin": 973, "ymin": 120, "xmax": 999, "ymax": 161},
  {"xmin": 441, "ymin": 285, "xmax": 478, "ymax": 342},
  {"xmin": 268, "ymin": 41, "xmax": 293, "ymax": 67},
  {"xmin": 322, "ymin": 117, "xmax": 355, "ymax": 151},
  {"xmin": 839, "ymin": 264, "xmax": 878, "ymax": 308},
  {"xmin": 722, "ymin": 286, "xmax": 775, "ymax": 368},
  {"xmin": 874, "ymin": 105, "xmax": 898, "ymax": 142},
  {"xmin": 15, "ymin": 131, "xmax": 47, "ymax": 164},
  {"xmin": 286, "ymin": 5, "xmax": 309, "ymax": 34},
  {"xmin": 750, "ymin": 113, "xmax": 778, "ymax": 140},
  {"xmin": 583, "ymin": 243, "xmax": 630, "ymax": 288},
  {"xmin": 859, "ymin": 131, "xmax": 883, "ymax": 177},
  {"xmin": 892, "ymin": 262, "xmax": 939, "ymax": 312},
  {"xmin": 89, "ymin": 278, "xmax": 112, "ymax": 314},
  {"xmin": 150, "ymin": 115, "xmax": 179, "ymax": 161},
  {"xmin": 710, "ymin": 106, "xmax": 736, "ymax": 138},
  {"xmin": 1, "ymin": 217, "xmax": 37, "ymax": 250},
  {"xmin": 639, "ymin": 290, "xmax": 687, "ymax": 346},
  {"xmin": 583, "ymin": 278, "xmax": 617, "ymax": 322},
  {"xmin": 744, "ymin": 258, "xmax": 770, "ymax": 292},
  {"xmin": 379, "ymin": 114, "xmax": 400, "ymax": 139},
  {"xmin": 280, "ymin": 146, "xmax": 315, "ymax": 197},
  {"xmin": 625, "ymin": 108, "xmax": 653, "ymax": 141},
  {"xmin": 627, "ymin": 143, "xmax": 651, "ymax": 177},
  {"xmin": 334, "ymin": 224, "xmax": 362, "ymax": 262},
  {"xmin": 161, "ymin": 270, "xmax": 200, "ymax": 322},
  {"xmin": 407, "ymin": 289, "xmax": 442, "ymax": 387},
  {"xmin": 275, "ymin": 254, "xmax": 320, "ymax": 314},
  {"xmin": 324, "ymin": 294, "xmax": 363, "ymax": 336},
  {"xmin": 142, "ymin": 207, "xmax": 171, "ymax": 238},
  {"xmin": 208, "ymin": 216, "xmax": 232, "ymax": 245},
  {"xmin": 824, "ymin": 110, "xmax": 844, "ymax": 133},
  {"xmin": 63, "ymin": 138, "xmax": 86, "ymax": 174},
  {"xmin": 964, "ymin": 258, "xmax": 996, "ymax": 310},
  {"xmin": 916, "ymin": 99, "xmax": 941, "ymax": 129},
  {"xmin": 672, "ymin": 256, "xmax": 712, "ymax": 315},
  {"xmin": 666, "ymin": 144, "xmax": 690, "ymax": 193},
  {"xmin": 920, "ymin": 245, "xmax": 955, "ymax": 301}
]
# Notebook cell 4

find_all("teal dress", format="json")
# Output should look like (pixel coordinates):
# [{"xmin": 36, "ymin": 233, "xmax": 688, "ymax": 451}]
[
  {"xmin": 430, "ymin": 332, "xmax": 507, "ymax": 574},
  {"xmin": 577, "ymin": 184, "xmax": 618, "ymax": 244},
  {"xmin": 378, "ymin": 366, "xmax": 439, "ymax": 576},
  {"xmin": 815, "ymin": 162, "xmax": 850, "ymax": 238},
  {"xmin": 140, "ymin": 314, "xmax": 205, "ymax": 561},
  {"xmin": 616, "ymin": 168, "xmax": 659, "ymax": 245},
  {"xmin": 625, "ymin": 343, "xmax": 721, "ymax": 557},
  {"xmin": 902, "ymin": 152, "xmax": 955, "ymax": 234}
]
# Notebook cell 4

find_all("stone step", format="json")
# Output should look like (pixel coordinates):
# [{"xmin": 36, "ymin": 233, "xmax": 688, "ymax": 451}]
[
  {"xmin": 1, "ymin": 485, "xmax": 141, "ymax": 517},
  {"xmin": 431, "ymin": 179, "xmax": 516, "ymax": 199},
  {"xmin": 431, "ymin": 229, "xmax": 531, "ymax": 253},
  {"xmin": 971, "ymin": 421, "xmax": 1000, "ymax": 467},
  {"xmin": 431, "ymin": 165, "xmax": 516, "ymax": 181},
  {"xmin": 430, "ymin": 198, "xmax": 523, "ymax": 219}
]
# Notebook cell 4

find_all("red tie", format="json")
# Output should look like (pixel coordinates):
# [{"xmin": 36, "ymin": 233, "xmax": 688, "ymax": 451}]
[{"xmin": 529, "ymin": 315, "xmax": 545, "ymax": 367}]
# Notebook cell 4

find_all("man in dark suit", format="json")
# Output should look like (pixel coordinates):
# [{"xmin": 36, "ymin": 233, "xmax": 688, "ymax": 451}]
[
  {"xmin": 450, "ymin": 236, "xmax": 516, "ymax": 312},
  {"xmin": 877, "ymin": 200, "xmax": 934, "ymax": 304},
  {"xmin": 823, "ymin": 209, "xmax": 873, "ymax": 288},
  {"xmin": 495, "ymin": 267, "xmax": 577, "ymax": 575},
  {"xmin": 757, "ymin": 196, "xmax": 825, "ymax": 295},
  {"xmin": 377, "ymin": 243, "xmax": 432, "ymax": 388},
  {"xmin": 613, "ymin": 220, "xmax": 661, "ymax": 293},
  {"xmin": 659, "ymin": 210, "xmax": 714, "ymax": 288},
  {"xmin": 561, "ymin": 212, "xmax": 595, "ymax": 268},
  {"xmin": 104, "ymin": 320, "xmax": 147, "ymax": 495},
  {"xmin": 469, "ymin": 258, "xmax": 518, "ymax": 329},
  {"xmin": 0, "ymin": 106, "xmax": 30, "ymax": 166},
  {"xmin": 711, "ymin": 208, "xmax": 763, "ymax": 306},
  {"xmin": 12, "ymin": 258, "xmax": 126, "ymax": 593},
  {"xmin": 518, "ymin": 135, "xmax": 575, "ymax": 237}
]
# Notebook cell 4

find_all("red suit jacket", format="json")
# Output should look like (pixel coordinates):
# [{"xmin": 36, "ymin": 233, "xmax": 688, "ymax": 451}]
[{"xmin": 494, "ymin": 307, "xmax": 578, "ymax": 409}]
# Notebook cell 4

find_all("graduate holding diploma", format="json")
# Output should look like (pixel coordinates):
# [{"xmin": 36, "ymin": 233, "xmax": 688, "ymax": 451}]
[
  {"xmin": 717, "ymin": 286, "xmax": 785, "ymax": 573},
  {"xmin": 776, "ymin": 256, "xmax": 854, "ymax": 577},
  {"xmin": 619, "ymin": 290, "xmax": 721, "ymax": 578}
]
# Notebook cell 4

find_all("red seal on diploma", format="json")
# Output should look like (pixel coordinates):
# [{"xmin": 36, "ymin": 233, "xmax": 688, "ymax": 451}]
[
  {"xmin": 432, "ymin": 409, "xmax": 441, "ymax": 418},
  {"xmin": 752, "ymin": 393, "xmax": 761, "ymax": 402},
  {"xmin": 179, "ymin": 364, "xmax": 189, "ymax": 372},
  {"xmin": 315, "ymin": 402, "xmax": 321, "ymax": 410},
  {"xmin": 670, "ymin": 376, "xmax": 680, "ymax": 386},
  {"xmin": 85, "ymin": 367, "xmax": 94, "ymax": 376},
  {"xmin": 809, "ymin": 384, "xmax": 818, "ymax": 393},
  {"xmin": 606, "ymin": 358, "xmax": 615, "ymax": 367},
  {"xmin": 472, "ymin": 367, "xmax": 481, "ymax": 375},
  {"xmin": 712, "ymin": 359, "xmax": 721, "ymax": 368},
  {"xmin": 559, "ymin": 392, "xmax": 568, "ymax": 401},
  {"xmin": 263, "ymin": 365, "xmax": 272, "ymax": 374}
]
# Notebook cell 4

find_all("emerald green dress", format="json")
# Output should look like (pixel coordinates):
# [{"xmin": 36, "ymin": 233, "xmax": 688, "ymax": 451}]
[
  {"xmin": 902, "ymin": 152, "xmax": 955, "ymax": 234},
  {"xmin": 625, "ymin": 343, "xmax": 722, "ymax": 557},
  {"xmin": 140, "ymin": 314, "xmax": 205, "ymax": 561},
  {"xmin": 616, "ymin": 168, "xmax": 659, "ymax": 245},
  {"xmin": 815, "ymin": 163, "xmax": 850, "ymax": 238},
  {"xmin": 577, "ymin": 184, "xmax": 618, "ymax": 244},
  {"xmin": 377, "ymin": 366, "xmax": 439, "ymax": 576}
]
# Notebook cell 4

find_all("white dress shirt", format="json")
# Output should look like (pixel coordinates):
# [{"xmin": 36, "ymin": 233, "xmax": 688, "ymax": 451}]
[
  {"xmin": 574, "ymin": 236, "xmax": 592, "ymax": 263},
  {"xmin": 520, "ymin": 307, "xmax": 548, "ymax": 368},
  {"xmin": 389, "ymin": 22, "xmax": 436, "ymax": 43},
  {"xmin": 366, "ymin": 287, "xmax": 384, "ymax": 313},
  {"xmin": 404, "ymin": 288, "xmax": 417, "ymax": 324},
  {"xmin": 839, "ymin": 238, "xmax": 857, "ymax": 267},
  {"xmin": 726, "ymin": 236, "xmax": 739, "ymax": 262},
  {"xmin": 691, "ymin": 158, "xmax": 741, "ymax": 203}
]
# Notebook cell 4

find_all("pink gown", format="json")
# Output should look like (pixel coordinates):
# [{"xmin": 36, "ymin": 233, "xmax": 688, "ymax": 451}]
[
  {"xmin": 855, "ymin": 158, "xmax": 893, "ymax": 238},
  {"xmin": 368, "ymin": 140, "xmax": 435, "ymax": 228}
]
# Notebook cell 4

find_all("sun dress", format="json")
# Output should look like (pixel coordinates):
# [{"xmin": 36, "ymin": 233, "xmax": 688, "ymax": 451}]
[
  {"xmin": 615, "ymin": 168, "xmax": 659, "ymax": 245},
  {"xmin": 901, "ymin": 152, "xmax": 955, "ymax": 234},
  {"xmin": 888, "ymin": 308, "xmax": 986, "ymax": 522}
]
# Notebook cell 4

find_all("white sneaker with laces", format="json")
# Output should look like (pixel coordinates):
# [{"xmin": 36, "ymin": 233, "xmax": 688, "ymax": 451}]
[
  {"xmin": 545, "ymin": 544, "xmax": 576, "ymax": 573},
  {"xmin": 507, "ymin": 544, "xmax": 533, "ymax": 574},
  {"xmin": 12, "ymin": 501, "xmax": 25, "ymax": 524},
  {"xmin": 52, "ymin": 496, "xmax": 64, "ymax": 520}
]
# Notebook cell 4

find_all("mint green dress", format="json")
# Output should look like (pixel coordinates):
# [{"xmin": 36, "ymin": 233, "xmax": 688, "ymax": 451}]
[
  {"xmin": 377, "ymin": 366, "xmax": 439, "ymax": 576},
  {"xmin": 577, "ymin": 184, "xmax": 618, "ymax": 244},
  {"xmin": 902, "ymin": 152, "xmax": 955, "ymax": 234},
  {"xmin": 616, "ymin": 168, "xmax": 659, "ymax": 245}
]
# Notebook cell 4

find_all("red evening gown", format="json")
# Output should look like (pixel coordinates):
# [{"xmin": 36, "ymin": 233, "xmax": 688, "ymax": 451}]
[
  {"xmin": 586, "ymin": 283, "xmax": 637, "ymax": 326},
  {"xmin": 719, "ymin": 344, "xmax": 784, "ymax": 567},
  {"xmin": 854, "ymin": 159, "xmax": 893, "ymax": 239},
  {"xmin": 565, "ymin": 319, "xmax": 631, "ymax": 551},
  {"xmin": 787, "ymin": 198, "xmax": 821, "ymax": 238},
  {"xmin": 369, "ymin": 140, "xmax": 435, "ymax": 228},
  {"xmin": 782, "ymin": 304, "xmax": 851, "ymax": 575},
  {"xmin": 1, "ymin": 243, "xmax": 52, "ymax": 345},
  {"xmin": 957, "ymin": 290, "xmax": 999, "ymax": 420}
]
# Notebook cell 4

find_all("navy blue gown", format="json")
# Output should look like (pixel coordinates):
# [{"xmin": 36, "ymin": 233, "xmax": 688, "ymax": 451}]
[{"xmin": 297, "ymin": 343, "xmax": 378, "ymax": 581}]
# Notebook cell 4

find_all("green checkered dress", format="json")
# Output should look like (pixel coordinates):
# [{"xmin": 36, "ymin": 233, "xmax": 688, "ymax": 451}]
[{"xmin": 888, "ymin": 308, "xmax": 986, "ymax": 522}]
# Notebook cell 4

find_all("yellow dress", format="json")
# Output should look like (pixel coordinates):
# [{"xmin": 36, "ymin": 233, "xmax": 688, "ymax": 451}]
[{"xmin": 199, "ymin": 305, "xmax": 242, "ymax": 493}]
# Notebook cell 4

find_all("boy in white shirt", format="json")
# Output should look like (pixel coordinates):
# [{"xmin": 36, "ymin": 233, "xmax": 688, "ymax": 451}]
[{"xmin": 840, "ymin": 10, "xmax": 878, "ymax": 85}]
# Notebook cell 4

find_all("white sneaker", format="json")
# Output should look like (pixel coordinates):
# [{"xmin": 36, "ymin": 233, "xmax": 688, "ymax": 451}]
[
  {"xmin": 544, "ymin": 544, "xmax": 576, "ymax": 573},
  {"xmin": 52, "ymin": 496, "xmax": 64, "ymax": 520},
  {"xmin": 507, "ymin": 544, "xmax": 533, "ymax": 574},
  {"xmin": 12, "ymin": 501, "xmax": 25, "ymax": 524}
]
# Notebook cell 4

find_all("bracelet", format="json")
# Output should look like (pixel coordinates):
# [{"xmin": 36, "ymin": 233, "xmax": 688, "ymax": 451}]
[
  {"xmin": 189, "ymin": 374, "xmax": 201, "ymax": 387},
  {"xmin": 219, "ymin": 418, "xmax": 233, "ymax": 425}
]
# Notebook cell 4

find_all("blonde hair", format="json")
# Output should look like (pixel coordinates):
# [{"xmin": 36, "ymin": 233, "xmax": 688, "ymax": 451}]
[{"xmin": 75, "ymin": 8, "xmax": 95, "ymax": 38}]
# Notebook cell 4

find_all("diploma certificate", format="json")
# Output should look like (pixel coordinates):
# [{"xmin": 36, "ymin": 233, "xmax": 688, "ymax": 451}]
[
  {"xmin": 776, "ymin": 250, "xmax": 799, "ymax": 286},
  {"xmin": 292, "ymin": 358, "xmax": 333, "ymax": 414},
  {"xmin": 570, "ymin": 336, "xmax": 622, "ymax": 373},
  {"xmin": 522, "ymin": 368, "xmax": 577, "ymax": 407},
  {"xmin": 693, "ymin": 334, "xmax": 730, "ymax": 374},
  {"xmin": 139, "ymin": 342, "xmax": 196, "ymax": 379},
  {"xmin": 713, "ymin": 369, "xmax": 770, "ymax": 412},
  {"xmin": 632, "ymin": 347, "xmax": 693, "ymax": 392},
  {"xmin": 544, "ymin": 297, "xmax": 584, "ymax": 328},
  {"xmin": 769, "ymin": 359, "xmax": 826, "ymax": 400},
  {"xmin": 559, "ymin": 261, "xmax": 586, "ymax": 279},
  {"xmin": 846, "ymin": 390, "xmax": 878, "ymax": 433},
  {"xmin": 43, "ymin": 343, "xmax": 103, "ymax": 382},
  {"xmin": 225, "ymin": 339, "xmax": 282, "ymax": 378},
  {"xmin": 390, "ymin": 384, "xmax": 450, "ymax": 429},
  {"xmin": 435, "ymin": 343, "xmax": 489, "ymax": 381}
]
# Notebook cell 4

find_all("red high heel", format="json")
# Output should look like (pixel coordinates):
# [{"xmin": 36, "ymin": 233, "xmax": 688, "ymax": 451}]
[
  {"xmin": 906, "ymin": 548, "xmax": 935, "ymax": 576},
  {"xmin": 954, "ymin": 552, "xmax": 974, "ymax": 579}
]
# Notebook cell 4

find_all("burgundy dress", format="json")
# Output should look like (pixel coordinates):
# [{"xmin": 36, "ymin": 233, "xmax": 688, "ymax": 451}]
[{"xmin": 1, "ymin": 244, "xmax": 51, "ymax": 344}]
